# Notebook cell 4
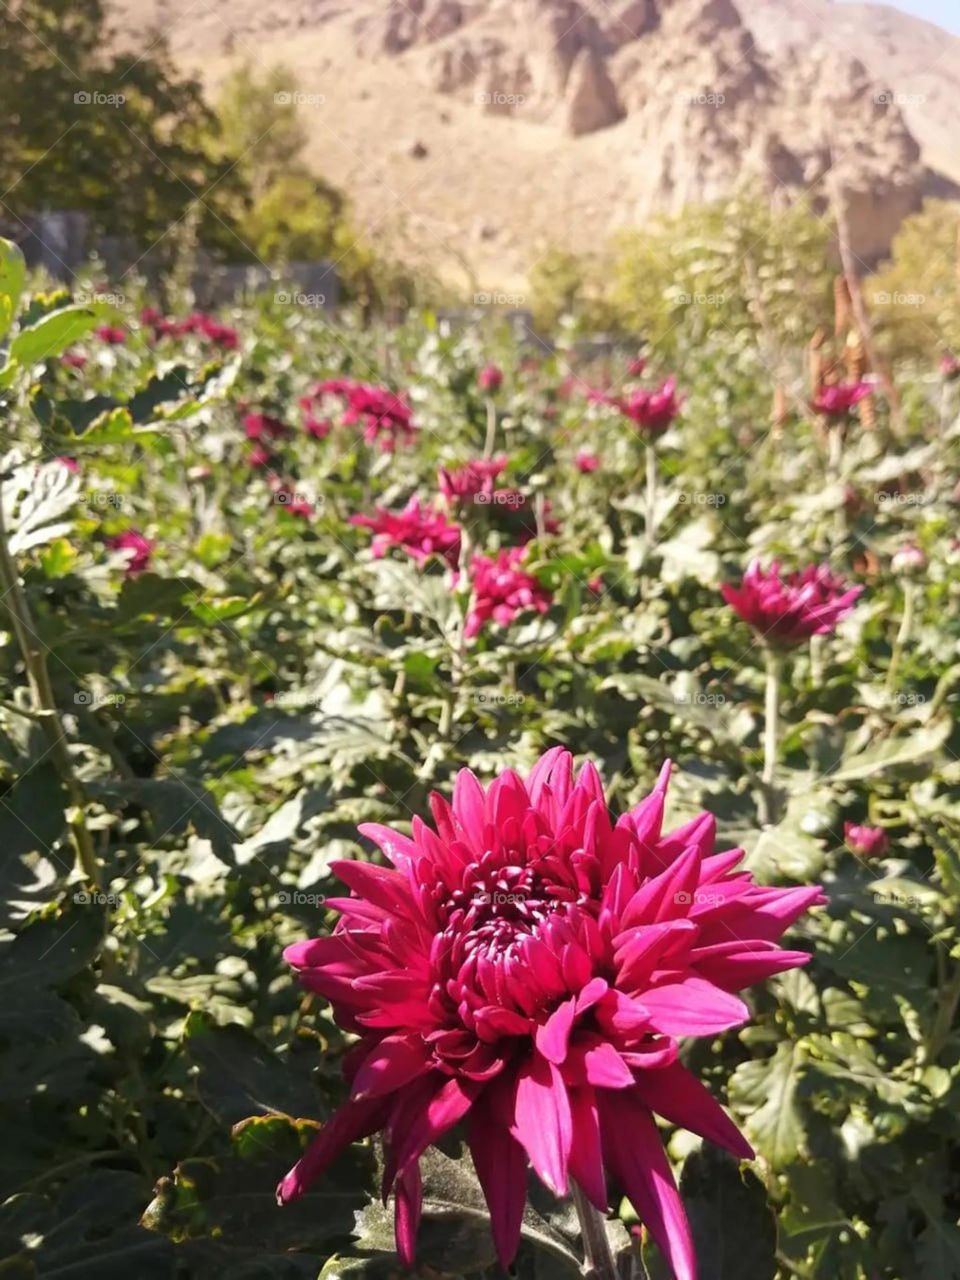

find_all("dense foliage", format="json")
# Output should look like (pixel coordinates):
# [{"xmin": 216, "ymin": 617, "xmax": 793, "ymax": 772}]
[{"xmin": 1, "ymin": 234, "xmax": 960, "ymax": 1280}]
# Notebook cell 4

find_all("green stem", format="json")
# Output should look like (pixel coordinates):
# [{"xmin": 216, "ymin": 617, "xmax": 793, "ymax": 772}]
[
  {"xmin": 920, "ymin": 958, "xmax": 960, "ymax": 1068},
  {"xmin": 483, "ymin": 397, "xmax": 497, "ymax": 458},
  {"xmin": 0, "ymin": 490, "xmax": 99, "ymax": 885},
  {"xmin": 760, "ymin": 646, "xmax": 783, "ymax": 827},
  {"xmin": 885, "ymin": 578, "xmax": 915, "ymax": 696},
  {"xmin": 645, "ymin": 443, "xmax": 658, "ymax": 548},
  {"xmin": 571, "ymin": 1181, "xmax": 618, "ymax": 1280}
]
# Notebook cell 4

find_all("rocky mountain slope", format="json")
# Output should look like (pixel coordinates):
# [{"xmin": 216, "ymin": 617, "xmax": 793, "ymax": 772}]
[{"xmin": 110, "ymin": 0, "xmax": 959, "ymax": 286}]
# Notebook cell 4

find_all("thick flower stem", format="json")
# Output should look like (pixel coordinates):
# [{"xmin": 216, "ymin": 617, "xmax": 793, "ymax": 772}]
[
  {"xmin": 571, "ymin": 1181, "xmax": 619, "ymax": 1280},
  {"xmin": 0, "ymin": 489, "xmax": 99, "ymax": 885},
  {"xmin": 760, "ymin": 646, "xmax": 783, "ymax": 827},
  {"xmin": 645, "ymin": 444, "xmax": 658, "ymax": 549}
]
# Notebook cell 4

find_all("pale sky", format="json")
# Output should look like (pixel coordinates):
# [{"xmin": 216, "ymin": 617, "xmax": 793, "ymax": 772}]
[{"xmin": 840, "ymin": 0, "xmax": 960, "ymax": 34}]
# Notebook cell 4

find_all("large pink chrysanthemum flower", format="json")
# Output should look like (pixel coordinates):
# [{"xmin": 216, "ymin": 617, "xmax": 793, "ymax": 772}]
[
  {"xmin": 721, "ymin": 560, "xmax": 862, "ymax": 647},
  {"xmin": 351, "ymin": 497, "xmax": 462, "ymax": 569},
  {"xmin": 464, "ymin": 546, "xmax": 552, "ymax": 638},
  {"xmin": 279, "ymin": 750, "xmax": 822, "ymax": 1279}
]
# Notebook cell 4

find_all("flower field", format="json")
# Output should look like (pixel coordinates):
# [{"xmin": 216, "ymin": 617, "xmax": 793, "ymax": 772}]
[{"xmin": 2, "ymin": 234, "xmax": 960, "ymax": 1280}]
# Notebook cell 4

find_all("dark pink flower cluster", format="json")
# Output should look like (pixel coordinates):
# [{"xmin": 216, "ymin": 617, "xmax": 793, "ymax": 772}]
[
  {"xmin": 140, "ymin": 308, "xmax": 239, "ymax": 350},
  {"xmin": 106, "ymin": 529, "xmax": 153, "ymax": 576},
  {"xmin": 575, "ymin": 449, "xmax": 600, "ymax": 474},
  {"xmin": 61, "ymin": 351, "xmax": 87, "ymax": 369},
  {"xmin": 95, "ymin": 325, "xmax": 127, "ymax": 346},
  {"xmin": 595, "ymin": 376, "xmax": 683, "ymax": 438},
  {"xmin": 844, "ymin": 822, "xmax": 889, "ymax": 857},
  {"xmin": 351, "ymin": 497, "xmax": 462, "ymax": 569},
  {"xmin": 463, "ymin": 546, "xmax": 552, "ymax": 639},
  {"xmin": 437, "ymin": 456, "xmax": 508, "ymax": 505},
  {"xmin": 940, "ymin": 354, "xmax": 960, "ymax": 381},
  {"xmin": 244, "ymin": 412, "xmax": 288, "ymax": 442},
  {"xmin": 811, "ymin": 381, "xmax": 872, "ymax": 419},
  {"xmin": 278, "ymin": 749, "xmax": 822, "ymax": 1278},
  {"xmin": 311, "ymin": 378, "xmax": 415, "ymax": 450},
  {"xmin": 721, "ymin": 560, "xmax": 862, "ymax": 647}
]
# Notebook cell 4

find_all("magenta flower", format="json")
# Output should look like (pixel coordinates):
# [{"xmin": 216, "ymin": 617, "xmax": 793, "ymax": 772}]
[
  {"xmin": 575, "ymin": 449, "xmax": 600, "ymax": 474},
  {"xmin": 246, "ymin": 445, "xmax": 273, "ymax": 469},
  {"xmin": 61, "ymin": 350, "xmax": 87, "ymax": 369},
  {"xmin": 940, "ymin": 354, "xmax": 959, "ymax": 381},
  {"xmin": 303, "ymin": 415, "xmax": 331, "ymax": 439},
  {"xmin": 106, "ymin": 530, "xmax": 153, "ymax": 576},
  {"xmin": 597, "ymin": 377, "xmax": 683, "ymax": 438},
  {"xmin": 478, "ymin": 363, "xmax": 504, "ymax": 394},
  {"xmin": 351, "ymin": 497, "xmax": 461, "ymax": 569},
  {"xmin": 464, "ymin": 546, "xmax": 552, "ymax": 638},
  {"xmin": 55, "ymin": 456, "xmax": 80, "ymax": 473},
  {"xmin": 437, "ymin": 456, "xmax": 508, "ymax": 505},
  {"xmin": 626, "ymin": 355, "xmax": 647, "ymax": 377},
  {"xmin": 243, "ymin": 412, "xmax": 288, "ymax": 441},
  {"xmin": 278, "ymin": 750, "xmax": 822, "ymax": 1277},
  {"xmin": 844, "ymin": 822, "xmax": 889, "ymax": 857},
  {"xmin": 95, "ymin": 325, "xmax": 127, "ymax": 346},
  {"xmin": 721, "ymin": 560, "xmax": 862, "ymax": 647},
  {"xmin": 180, "ymin": 312, "xmax": 239, "ymax": 349},
  {"xmin": 313, "ymin": 378, "xmax": 415, "ymax": 450},
  {"xmin": 811, "ymin": 381, "xmax": 872, "ymax": 419}
]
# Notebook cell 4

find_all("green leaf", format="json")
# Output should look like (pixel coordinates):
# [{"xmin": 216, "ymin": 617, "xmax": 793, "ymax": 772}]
[
  {"xmin": 184, "ymin": 1018, "xmax": 320, "ymax": 1126},
  {"xmin": 1, "ymin": 454, "xmax": 80, "ymax": 555},
  {"xmin": 679, "ymin": 1145, "xmax": 777, "ymax": 1280},
  {"xmin": 8, "ymin": 305, "xmax": 101, "ymax": 368},
  {"xmin": 828, "ymin": 721, "xmax": 951, "ymax": 784},
  {"xmin": 729, "ymin": 1042, "xmax": 807, "ymax": 1168},
  {"xmin": 0, "ymin": 238, "xmax": 26, "ymax": 341}
]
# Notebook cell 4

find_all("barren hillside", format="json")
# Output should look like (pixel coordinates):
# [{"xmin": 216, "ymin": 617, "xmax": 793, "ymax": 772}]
[{"xmin": 109, "ymin": 0, "xmax": 960, "ymax": 287}]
